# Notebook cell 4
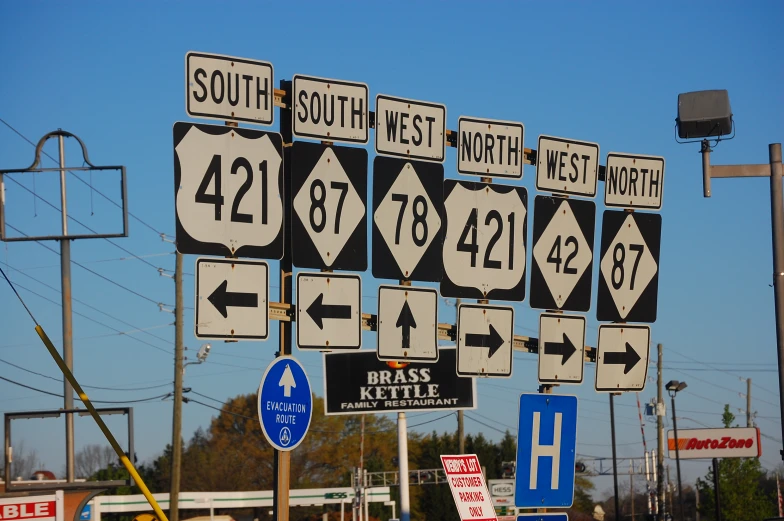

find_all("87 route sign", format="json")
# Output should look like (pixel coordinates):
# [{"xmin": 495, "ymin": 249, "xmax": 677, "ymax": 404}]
[
  {"xmin": 291, "ymin": 141, "xmax": 367, "ymax": 271},
  {"xmin": 174, "ymin": 122, "xmax": 283, "ymax": 259},
  {"xmin": 441, "ymin": 181, "xmax": 528, "ymax": 301},
  {"xmin": 597, "ymin": 210, "xmax": 661, "ymax": 323}
]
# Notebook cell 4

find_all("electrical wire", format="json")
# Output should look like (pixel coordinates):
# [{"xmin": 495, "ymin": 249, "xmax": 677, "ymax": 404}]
[{"xmin": 0, "ymin": 372, "xmax": 169, "ymax": 403}]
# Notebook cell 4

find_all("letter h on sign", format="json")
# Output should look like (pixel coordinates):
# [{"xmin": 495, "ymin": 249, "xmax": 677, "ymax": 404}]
[{"xmin": 515, "ymin": 394, "xmax": 577, "ymax": 508}]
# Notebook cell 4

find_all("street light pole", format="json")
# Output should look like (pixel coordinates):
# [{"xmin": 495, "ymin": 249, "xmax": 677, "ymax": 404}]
[
  {"xmin": 767, "ymin": 143, "xmax": 784, "ymax": 462},
  {"xmin": 669, "ymin": 393, "xmax": 685, "ymax": 521}
]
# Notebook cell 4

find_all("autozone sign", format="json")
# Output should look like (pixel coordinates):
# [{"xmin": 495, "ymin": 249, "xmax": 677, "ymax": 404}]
[
  {"xmin": 0, "ymin": 492, "xmax": 63, "ymax": 521},
  {"xmin": 667, "ymin": 427, "xmax": 761, "ymax": 459}
]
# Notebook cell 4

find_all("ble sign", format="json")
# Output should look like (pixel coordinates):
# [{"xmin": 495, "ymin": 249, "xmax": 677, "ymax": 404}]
[{"xmin": 186, "ymin": 52, "xmax": 274, "ymax": 126}]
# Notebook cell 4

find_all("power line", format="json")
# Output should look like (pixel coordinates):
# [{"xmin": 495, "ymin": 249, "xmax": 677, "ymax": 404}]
[
  {"xmin": 1, "ymin": 259, "xmax": 173, "ymax": 347},
  {"xmin": 0, "ymin": 116, "xmax": 169, "ymax": 238},
  {"xmin": 0, "ymin": 372, "xmax": 169, "ymax": 403},
  {"xmin": 6, "ymin": 223, "xmax": 170, "ymax": 308}
]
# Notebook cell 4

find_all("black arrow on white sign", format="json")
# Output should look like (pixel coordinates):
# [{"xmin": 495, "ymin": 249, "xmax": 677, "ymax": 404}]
[
  {"xmin": 543, "ymin": 333, "xmax": 578, "ymax": 365},
  {"xmin": 306, "ymin": 294, "xmax": 352, "ymax": 330},
  {"xmin": 396, "ymin": 301, "xmax": 417, "ymax": 350},
  {"xmin": 604, "ymin": 342, "xmax": 641, "ymax": 374},
  {"xmin": 208, "ymin": 280, "xmax": 259, "ymax": 319},
  {"xmin": 465, "ymin": 325, "xmax": 505, "ymax": 358}
]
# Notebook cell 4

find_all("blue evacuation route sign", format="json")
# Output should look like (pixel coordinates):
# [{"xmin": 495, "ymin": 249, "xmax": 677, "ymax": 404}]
[{"xmin": 257, "ymin": 356, "xmax": 312, "ymax": 451}]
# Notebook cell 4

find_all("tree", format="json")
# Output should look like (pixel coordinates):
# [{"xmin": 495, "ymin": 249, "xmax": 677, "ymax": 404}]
[
  {"xmin": 75, "ymin": 444, "xmax": 117, "ymax": 479},
  {"xmin": 2, "ymin": 440, "xmax": 42, "ymax": 480},
  {"xmin": 695, "ymin": 405, "xmax": 776, "ymax": 521}
]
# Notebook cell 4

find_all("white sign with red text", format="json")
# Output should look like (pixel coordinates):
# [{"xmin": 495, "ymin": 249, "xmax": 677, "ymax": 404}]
[
  {"xmin": 0, "ymin": 492, "xmax": 63, "ymax": 521},
  {"xmin": 441, "ymin": 454, "xmax": 498, "ymax": 521},
  {"xmin": 667, "ymin": 427, "xmax": 761, "ymax": 459}
]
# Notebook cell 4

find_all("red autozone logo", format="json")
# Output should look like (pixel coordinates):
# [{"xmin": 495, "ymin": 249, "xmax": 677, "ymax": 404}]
[{"xmin": 668, "ymin": 436, "xmax": 755, "ymax": 451}]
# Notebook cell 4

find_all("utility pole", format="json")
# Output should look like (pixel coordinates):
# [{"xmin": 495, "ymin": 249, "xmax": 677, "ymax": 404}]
[
  {"xmin": 170, "ymin": 251, "xmax": 184, "ymax": 521},
  {"xmin": 456, "ymin": 298, "xmax": 464, "ymax": 454},
  {"xmin": 630, "ymin": 460, "xmax": 635, "ymax": 521},
  {"xmin": 59, "ymin": 134, "xmax": 75, "ymax": 483},
  {"xmin": 657, "ymin": 343, "xmax": 665, "ymax": 520},
  {"xmin": 747, "ymin": 378, "xmax": 752, "ymax": 427}
]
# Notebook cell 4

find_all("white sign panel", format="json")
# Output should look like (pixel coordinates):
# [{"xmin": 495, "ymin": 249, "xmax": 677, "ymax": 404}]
[
  {"xmin": 296, "ymin": 272, "xmax": 361, "ymax": 350},
  {"xmin": 667, "ymin": 427, "xmax": 761, "ymax": 459},
  {"xmin": 186, "ymin": 52, "xmax": 274, "ymax": 125},
  {"xmin": 595, "ymin": 324, "xmax": 650, "ymax": 392},
  {"xmin": 195, "ymin": 257, "xmax": 269, "ymax": 340},
  {"xmin": 441, "ymin": 454, "xmax": 498, "ymax": 521},
  {"xmin": 538, "ymin": 312, "xmax": 585, "ymax": 384},
  {"xmin": 457, "ymin": 304, "xmax": 514, "ymax": 378},
  {"xmin": 604, "ymin": 152, "xmax": 665, "ymax": 210},
  {"xmin": 536, "ymin": 135, "xmax": 599, "ymax": 197},
  {"xmin": 457, "ymin": 117, "xmax": 524, "ymax": 179},
  {"xmin": 0, "ymin": 492, "xmax": 63, "ymax": 521},
  {"xmin": 375, "ymin": 94, "xmax": 446, "ymax": 162},
  {"xmin": 174, "ymin": 123, "xmax": 284, "ymax": 259},
  {"xmin": 488, "ymin": 479, "xmax": 515, "ymax": 507},
  {"xmin": 377, "ymin": 285, "xmax": 438, "ymax": 362},
  {"xmin": 292, "ymin": 75, "xmax": 369, "ymax": 144}
]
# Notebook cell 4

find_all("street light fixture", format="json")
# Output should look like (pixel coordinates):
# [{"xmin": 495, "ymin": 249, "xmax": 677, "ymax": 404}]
[
  {"xmin": 666, "ymin": 380, "xmax": 687, "ymax": 521},
  {"xmin": 676, "ymin": 90, "xmax": 784, "ymax": 467},
  {"xmin": 183, "ymin": 343, "xmax": 211, "ymax": 375}
]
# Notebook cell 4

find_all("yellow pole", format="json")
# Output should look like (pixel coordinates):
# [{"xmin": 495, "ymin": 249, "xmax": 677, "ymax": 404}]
[{"xmin": 35, "ymin": 325, "xmax": 169, "ymax": 521}]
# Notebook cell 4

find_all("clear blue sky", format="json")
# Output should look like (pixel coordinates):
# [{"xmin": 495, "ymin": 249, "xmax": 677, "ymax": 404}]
[{"xmin": 1, "ymin": 1, "xmax": 782, "ymax": 498}]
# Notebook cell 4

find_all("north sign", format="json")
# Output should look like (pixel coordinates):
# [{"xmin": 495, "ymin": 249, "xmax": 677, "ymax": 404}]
[
  {"xmin": 596, "ymin": 210, "xmax": 661, "ymax": 323},
  {"xmin": 291, "ymin": 141, "xmax": 367, "ymax": 271},
  {"xmin": 530, "ymin": 196, "xmax": 595, "ymax": 312},
  {"xmin": 377, "ymin": 285, "xmax": 438, "ymax": 362},
  {"xmin": 595, "ymin": 324, "xmax": 650, "ymax": 393},
  {"xmin": 174, "ymin": 122, "xmax": 283, "ymax": 259},
  {"xmin": 258, "ymin": 356, "xmax": 312, "ymax": 451},
  {"xmin": 538, "ymin": 312, "xmax": 585, "ymax": 385},
  {"xmin": 292, "ymin": 75, "xmax": 369, "ymax": 144},
  {"xmin": 323, "ymin": 348, "xmax": 476, "ymax": 415},
  {"xmin": 372, "ymin": 156, "xmax": 444, "ymax": 282},
  {"xmin": 604, "ymin": 152, "xmax": 665, "ymax": 210},
  {"xmin": 185, "ymin": 52, "xmax": 274, "ymax": 126},
  {"xmin": 535, "ymin": 135, "xmax": 599, "ymax": 197},
  {"xmin": 296, "ymin": 272, "xmax": 361, "ymax": 350},
  {"xmin": 457, "ymin": 304, "xmax": 514, "ymax": 378},
  {"xmin": 441, "ymin": 181, "xmax": 528, "ymax": 301},
  {"xmin": 457, "ymin": 116, "xmax": 524, "ymax": 179},
  {"xmin": 375, "ymin": 94, "xmax": 446, "ymax": 162},
  {"xmin": 195, "ymin": 257, "xmax": 268, "ymax": 340}
]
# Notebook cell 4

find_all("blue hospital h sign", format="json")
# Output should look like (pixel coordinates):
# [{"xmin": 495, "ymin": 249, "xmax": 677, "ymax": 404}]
[{"xmin": 515, "ymin": 393, "xmax": 578, "ymax": 508}]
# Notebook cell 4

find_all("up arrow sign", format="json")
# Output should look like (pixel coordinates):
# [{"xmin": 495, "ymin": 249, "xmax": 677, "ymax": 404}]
[{"xmin": 279, "ymin": 364, "xmax": 297, "ymax": 397}]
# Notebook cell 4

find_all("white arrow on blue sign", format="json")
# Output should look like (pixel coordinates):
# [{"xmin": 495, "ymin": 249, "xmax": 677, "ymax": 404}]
[
  {"xmin": 257, "ymin": 356, "xmax": 313, "ymax": 451},
  {"xmin": 515, "ymin": 393, "xmax": 577, "ymax": 508}
]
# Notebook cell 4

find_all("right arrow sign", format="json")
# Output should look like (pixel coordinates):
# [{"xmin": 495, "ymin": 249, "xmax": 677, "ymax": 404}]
[
  {"xmin": 595, "ymin": 324, "xmax": 651, "ymax": 393},
  {"xmin": 457, "ymin": 304, "xmax": 514, "ymax": 378},
  {"xmin": 538, "ymin": 312, "xmax": 585, "ymax": 385}
]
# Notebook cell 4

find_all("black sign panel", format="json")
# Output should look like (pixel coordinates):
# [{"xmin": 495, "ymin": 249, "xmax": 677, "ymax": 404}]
[
  {"xmin": 291, "ymin": 141, "xmax": 367, "ymax": 271},
  {"xmin": 596, "ymin": 210, "xmax": 661, "ymax": 323},
  {"xmin": 323, "ymin": 348, "xmax": 476, "ymax": 415},
  {"xmin": 530, "ymin": 196, "xmax": 595, "ymax": 312},
  {"xmin": 372, "ymin": 156, "xmax": 444, "ymax": 282}
]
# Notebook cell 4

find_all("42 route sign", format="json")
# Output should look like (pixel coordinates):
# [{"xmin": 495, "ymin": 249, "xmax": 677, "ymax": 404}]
[
  {"xmin": 441, "ymin": 181, "xmax": 528, "ymax": 301},
  {"xmin": 174, "ymin": 122, "xmax": 283, "ymax": 259},
  {"xmin": 530, "ymin": 196, "xmax": 595, "ymax": 312},
  {"xmin": 291, "ymin": 141, "xmax": 367, "ymax": 271}
]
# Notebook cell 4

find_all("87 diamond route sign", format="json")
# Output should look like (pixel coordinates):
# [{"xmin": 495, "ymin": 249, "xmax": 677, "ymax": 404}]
[
  {"xmin": 597, "ymin": 210, "xmax": 661, "ymax": 323},
  {"xmin": 441, "ymin": 181, "xmax": 528, "ymax": 301},
  {"xmin": 372, "ymin": 156, "xmax": 444, "ymax": 281},
  {"xmin": 530, "ymin": 196, "xmax": 595, "ymax": 312},
  {"xmin": 174, "ymin": 122, "xmax": 284, "ymax": 259},
  {"xmin": 291, "ymin": 141, "xmax": 367, "ymax": 271}
]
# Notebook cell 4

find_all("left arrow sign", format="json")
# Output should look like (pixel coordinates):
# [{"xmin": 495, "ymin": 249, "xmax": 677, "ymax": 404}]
[
  {"xmin": 465, "ymin": 324, "xmax": 505, "ymax": 358},
  {"xmin": 208, "ymin": 280, "xmax": 259, "ymax": 318},
  {"xmin": 306, "ymin": 294, "xmax": 352, "ymax": 330}
]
